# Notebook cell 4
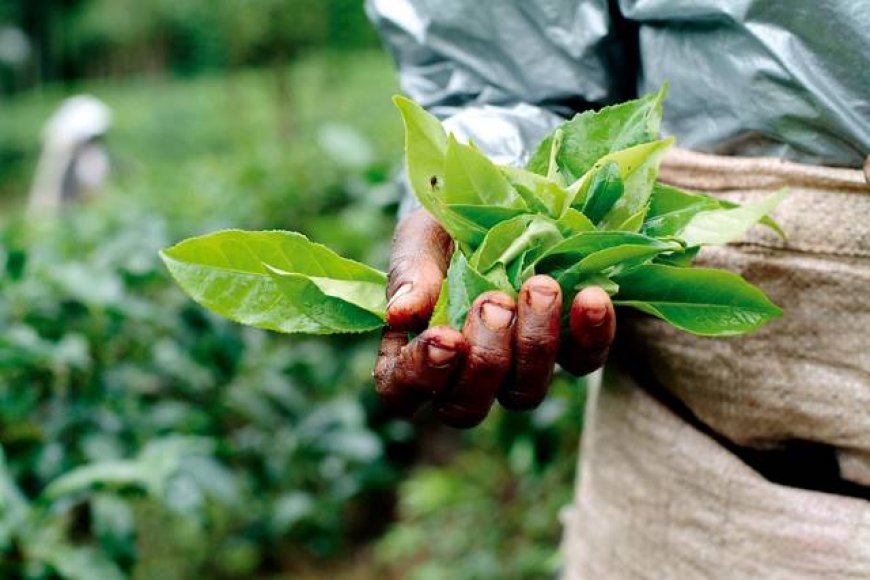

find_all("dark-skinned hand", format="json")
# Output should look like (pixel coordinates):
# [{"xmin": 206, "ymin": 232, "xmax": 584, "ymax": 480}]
[{"xmin": 374, "ymin": 209, "xmax": 616, "ymax": 428}]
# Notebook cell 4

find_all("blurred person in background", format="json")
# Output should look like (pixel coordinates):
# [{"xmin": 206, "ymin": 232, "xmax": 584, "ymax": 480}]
[
  {"xmin": 28, "ymin": 95, "xmax": 111, "ymax": 213},
  {"xmin": 366, "ymin": 1, "xmax": 870, "ymax": 578}
]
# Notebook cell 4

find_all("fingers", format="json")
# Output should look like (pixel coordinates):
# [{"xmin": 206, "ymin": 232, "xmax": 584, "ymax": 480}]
[
  {"xmin": 386, "ymin": 209, "xmax": 453, "ymax": 331},
  {"xmin": 558, "ymin": 286, "xmax": 616, "ymax": 377},
  {"xmin": 499, "ymin": 276, "xmax": 562, "ymax": 411},
  {"xmin": 375, "ymin": 209, "xmax": 457, "ymax": 417},
  {"xmin": 376, "ymin": 278, "xmax": 613, "ymax": 424},
  {"xmin": 373, "ymin": 329, "xmax": 416, "ymax": 414},
  {"xmin": 392, "ymin": 327, "xmax": 467, "ymax": 398},
  {"xmin": 436, "ymin": 292, "xmax": 516, "ymax": 428},
  {"xmin": 374, "ymin": 327, "xmax": 467, "ymax": 416}
]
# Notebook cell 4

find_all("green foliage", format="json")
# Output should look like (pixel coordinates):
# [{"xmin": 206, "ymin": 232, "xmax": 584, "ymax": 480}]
[
  {"xmin": 161, "ymin": 231, "xmax": 387, "ymax": 334},
  {"xmin": 430, "ymin": 253, "xmax": 499, "ymax": 330},
  {"xmin": 444, "ymin": 134, "xmax": 526, "ymax": 209},
  {"xmin": 678, "ymin": 189, "xmax": 789, "ymax": 247},
  {"xmin": 167, "ymin": 89, "xmax": 786, "ymax": 338},
  {"xmin": 591, "ymin": 138, "xmax": 674, "ymax": 230},
  {"xmin": 391, "ymin": 92, "xmax": 785, "ymax": 334},
  {"xmin": 0, "ymin": 0, "xmax": 379, "ymax": 90},
  {"xmin": 613, "ymin": 265, "xmax": 782, "ymax": 336},
  {"xmin": 393, "ymin": 94, "xmax": 487, "ymax": 246},
  {"xmin": 0, "ymin": 52, "xmax": 412, "ymax": 577},
  {"xmin": 581, "ymin": 160, "xmax": 623, "ymax": 224},
  {"xmin": 526, "ymin": 84, "xmax": 667, "ymax": 180},
  {"xmin": 377, "ymin": 375, "xmax": 588, "ymax": 579},
  {"xmin": 471, "ymin": 215, "xmax": 560, "ymax": 273}
]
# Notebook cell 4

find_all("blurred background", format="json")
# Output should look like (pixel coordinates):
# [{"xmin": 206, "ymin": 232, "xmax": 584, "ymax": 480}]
[{"xmin": 0, "ymin": 1, "xmax": 587, "ymax": 578}]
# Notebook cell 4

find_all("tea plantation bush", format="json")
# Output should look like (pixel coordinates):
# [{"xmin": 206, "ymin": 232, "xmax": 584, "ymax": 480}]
[{"xmin": 0, "ymin": 51, "xmax": 587, "ymax": 578}]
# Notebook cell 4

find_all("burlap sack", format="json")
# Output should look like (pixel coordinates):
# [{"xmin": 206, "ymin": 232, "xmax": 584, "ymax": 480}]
[{"xmin": 561, "ymin": 148, "xmax": 870, "ymax": 578}]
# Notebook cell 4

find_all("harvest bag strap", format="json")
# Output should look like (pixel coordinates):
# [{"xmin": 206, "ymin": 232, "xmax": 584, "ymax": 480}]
[{"xmin": 561, "ymin": 148, "xmax": 870, "ymax": 579}]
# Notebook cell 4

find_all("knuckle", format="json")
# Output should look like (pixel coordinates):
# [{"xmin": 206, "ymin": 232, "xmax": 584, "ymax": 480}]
[
  {"xmin": 468, "ymin": 344, "xmax": 511, "ymax": 372},
  {"xmin": 387, "ymin": 257, "xmax": 413, "ymax": 287},
  {"xmin": 516, "ymin": 329, "xmax": 558, "ymax": 354},
  {"xmin": 391, "ymin": 364, "xmax": 423, "ymax": 390},
  {"xmin": 373, "ymin": 369, "xmax": 392, "ymax": 394},
  {"xmin": 373, "ymin": 359, "xmax": 391, "ymax": 389}
]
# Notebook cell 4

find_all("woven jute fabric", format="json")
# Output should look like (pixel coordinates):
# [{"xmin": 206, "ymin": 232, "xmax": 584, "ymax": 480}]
[
  {"xmin": 561, "ymin": 148, "xmax": 870, "ymax": 578},
  {"xmin": 561, "ymin": 373, "xmax": 870, "ymax": 579}
]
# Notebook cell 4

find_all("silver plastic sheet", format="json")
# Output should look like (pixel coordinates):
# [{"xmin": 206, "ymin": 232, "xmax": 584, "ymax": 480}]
[{"xmin": 367, "ymin": 0, "xmax": 869, "ymax": 169}]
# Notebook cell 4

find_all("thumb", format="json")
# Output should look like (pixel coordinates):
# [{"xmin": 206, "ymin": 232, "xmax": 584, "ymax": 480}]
[{"xmin": 386, "ymin": 209, "xmax": 453, "ymax": 331}]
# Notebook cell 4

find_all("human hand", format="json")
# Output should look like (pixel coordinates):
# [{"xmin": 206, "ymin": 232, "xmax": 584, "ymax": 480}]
[{"xmin": 373, "ymin": 210, "xmax": 616, "ymax": 428}]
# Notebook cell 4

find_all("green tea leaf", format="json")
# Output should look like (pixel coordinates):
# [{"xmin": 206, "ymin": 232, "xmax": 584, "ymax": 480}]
[
  {"xmin": 160, "ymin": 230, "xmax": 387, "ymax": 334},
  {"xmin": 393, "ymin": 95, "xmax": 447, "ymax": 212},
  {"xmin": 571, "ymin": 242, "xmax": 680, "ymax": 276},
  {"xmin": 613, "ymin": 206, "xmax": 648, "ymax": 233},
  {"xmin": 531, "ymin": 231, "xmax": 674, "ymax": 273},
  {"xmin": 551, "ymin": 242, "xmax": 679, "ymax": 297},
  {"xmin": 506, "ymin": 249, "xmax": 532, "ymax": 289},
  {"xmin": 267, "ymin": 268, "xmax": 386, "ymax": 318},
  {"xmin": 546, "ymin": 128, "xmax": 566, "ymax": 184},
  {"xmin": 393, "ymin": 95, "xmax": 487, "ymax": 245},
  {"xmin": 644, "ymin": 183, "xmax": 787, "ymax": 241},
  {"xmin": 613, "ymin": 264, "xmax": 782, "ymax": 336},
  {"xmin": 575, "ymin": 274, "xmax": 619, "ymax": 296},
  {"xmin": 527, "ymin": 84, "xmax": 667, "ymax": 179},
  {"xmin": 582, "ymin": 160, "xmax": 623, "ymax": 224},
  {"xmin": 447, "ymin": 204, "xmax": 526, "ymax": 229},
  {"xmin": 654, "ymin": 245, "xmax": 700, "ymax": 267},
  {"xmin": 429, "ymin": 280, "xmax": 450, "ymax": 327},
  {"xmin": 265, "ymin": 270, "xmax": 386, "ymax": 333},
  {"xmin": 471, "ymin": 215, "xmax": 532, "ymax": 270},
  {"xmin": 442, "ymin": 253, "xmax": 499, "ymax": 329},
  {"xmin": 436, "ymin": 210, "xmax": 489, "ymax": 247},
  {"xmin": 500, "ymin": 165, "xmax": 570, "ymax": 218},
  {"xmin": 483, "ymin": 262, "xmax": 516, "ymax": 294},
  {"xmin": 719, "ymin": 200, "xmax": 787, "ymax": 241},
  {"xmin": 642, "ymin": 183, "xmax": 722, "ymax": 238},
  {"xmin": 597, "ymin": 138, "xmax": 673, "ymax": 229},
  {"xmin": 472, "ymin": 215, "xmax": 563, "ymax": 273},
  {"xmin": 556, "ymin": 208, "xmax": 596, "ymax": 236},
  {"xmin": 444, "ymin": 134, "xmax": 526, "ymax": 209},
  {"xmin": 680, "ymin": 188, "xmax": 788, "ymax": 247}
]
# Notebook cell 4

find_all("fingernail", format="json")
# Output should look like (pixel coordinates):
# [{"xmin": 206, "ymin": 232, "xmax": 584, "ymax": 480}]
[
  {"xmin": 387, "ymin": 283, "xmax": 413, "ymax": 309},
  {"xmin": 584, "ymin": 304, "xmax": 607, "ymax": 327},
  {"xmin": 527, "ymin": 286, "xmax": 558, "ymax": 314},
  {"xmin": 481, "ymin": 301, "xmax": 514, "ymax": 330},
  {"xmin": 426, "ymin": 343, "xmax": 456, "ymax": 367}
]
